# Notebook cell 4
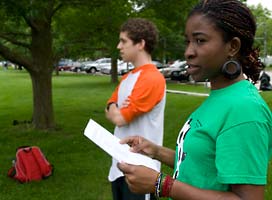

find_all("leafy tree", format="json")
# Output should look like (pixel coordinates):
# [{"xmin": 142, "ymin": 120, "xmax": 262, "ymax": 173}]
[
  {"xmin": 131, "ymin": 0, "xmax": 198, "ymax": 63},
  {"xmin": 54, "ymin": 0, "xmax": 135, "ymax": 83},
  {"xmin": 0, "ymin": 0, "xmax": 107, "ymax": 130},
  {"xmin": 0, "ymin": 0, "xmax": 58, "ymax": 130},
  {"xmin": 249, "ymin": 4, "xmax": 272, "ymax": 59},
  {"xmin": 57, "ymin": 0, "xmax": 200, "ymax": 71}
]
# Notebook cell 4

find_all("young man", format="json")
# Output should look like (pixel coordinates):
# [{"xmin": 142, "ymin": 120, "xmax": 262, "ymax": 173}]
[{"xmin": 105, "ymin": 18, "xmax": 166, "ymax": 200}]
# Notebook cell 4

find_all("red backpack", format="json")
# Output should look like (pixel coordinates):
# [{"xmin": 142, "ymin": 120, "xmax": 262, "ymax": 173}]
[{"xmin": 8, "ymin": 146, "xmax": 53, "ymax": 183}]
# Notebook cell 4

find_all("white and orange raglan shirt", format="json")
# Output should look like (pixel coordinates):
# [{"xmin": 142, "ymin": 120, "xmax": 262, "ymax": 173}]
[{"xmin": 108, "ymin": 63, "xmax": 166, "ymax": 182}]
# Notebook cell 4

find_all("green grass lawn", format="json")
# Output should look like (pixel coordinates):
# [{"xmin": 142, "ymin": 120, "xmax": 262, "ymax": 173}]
[{"xmin": 0, "ymin": 69, "xmax": 271, "ymax": 200}]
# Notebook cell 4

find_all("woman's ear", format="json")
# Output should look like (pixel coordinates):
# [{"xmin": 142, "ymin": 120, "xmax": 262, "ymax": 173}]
[{"xmin": 228, "ymin": 37, "xmax": 241, "ymax": 57}]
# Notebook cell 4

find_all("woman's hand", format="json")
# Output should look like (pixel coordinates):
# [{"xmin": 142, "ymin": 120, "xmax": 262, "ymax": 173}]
[
  {"xmin": 117, "ymin": 162, "xmax": 158, "ymax": 194},
  {"xmin": 120, "ymin": 136, "xmax": 159, "ymax": 159}
]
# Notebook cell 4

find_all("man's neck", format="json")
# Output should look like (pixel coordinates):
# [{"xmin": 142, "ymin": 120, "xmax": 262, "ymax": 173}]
[{"xmin": 132, "ymin": 52, "xmax": 152, "ymax": 68}]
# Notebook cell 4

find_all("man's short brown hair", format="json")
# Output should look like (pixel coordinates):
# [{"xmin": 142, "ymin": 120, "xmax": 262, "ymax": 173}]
[{"xmin": 120, "ymin": 18, "xmax": 158, "ymax": 54}]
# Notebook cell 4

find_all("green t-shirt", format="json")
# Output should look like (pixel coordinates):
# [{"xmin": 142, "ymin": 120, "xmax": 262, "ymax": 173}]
[{"xmin": 173, "ymin": 80, "xmax": 272, "ymax": 191}]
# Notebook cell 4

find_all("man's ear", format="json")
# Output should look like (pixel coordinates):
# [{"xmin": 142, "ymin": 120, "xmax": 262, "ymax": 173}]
[
  {"xmin": 228, "ymin": 37, "xmax": 241, "ymax": 57},
  {"xmin": 137, "ymin": 39, "xmax": 146, "ymax": 50}
]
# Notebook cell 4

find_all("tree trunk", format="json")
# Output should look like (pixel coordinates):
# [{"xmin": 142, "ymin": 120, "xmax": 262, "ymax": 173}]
[
  {"xmin": 30, "ymin": 71, "xmax": 55, "ymax": 129},
  {"xmin": 29, "ymin": 19, "xmax": 55, "ymax": 130},
  {"xmin": 111, "ymin": 57, "xmax": 118, "ymax": 83}
]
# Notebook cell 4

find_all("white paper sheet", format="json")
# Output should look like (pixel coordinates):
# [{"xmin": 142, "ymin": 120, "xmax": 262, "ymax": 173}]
[{"xmin": 84, "ymin": 119, "xmax": 158, "ymax": 171}]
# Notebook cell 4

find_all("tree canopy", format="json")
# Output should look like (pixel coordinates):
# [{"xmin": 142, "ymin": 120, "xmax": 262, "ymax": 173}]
[{"xmin": 249, "ymin": 4, "xmax": 272, "ymax": 59}]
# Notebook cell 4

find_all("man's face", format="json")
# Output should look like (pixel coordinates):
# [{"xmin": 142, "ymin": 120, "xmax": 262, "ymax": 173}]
[{"xmin": 117, "ymin": 31, "xmax": 139, "ymax": 63}]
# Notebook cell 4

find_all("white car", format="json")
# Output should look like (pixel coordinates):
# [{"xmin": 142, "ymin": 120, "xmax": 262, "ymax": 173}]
[
  {"xmin": 70, "ymin": 61, "xmax": 84, "ymax": 72},
  {"xmin": 152, "ymin": 60, "xmax": 164, "ymax": 69},
  {"xmin": 160, "ymin": 60, "xmax": 186, "ymax": 78},
  {"xmin": 100, "ymin": 61, "xmax": 134, "ymax": 75},
  {"xmin": 84, "ymin": 58, "xmax": 111, "ymax": 73},
  {"xmin": 118, "ymin": 62, "xmax": 134, "ymax": 75}
]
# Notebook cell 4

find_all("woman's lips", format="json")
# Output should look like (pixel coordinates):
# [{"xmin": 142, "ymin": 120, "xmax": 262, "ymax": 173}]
[{"xmin": 186, "ymin": 64, "xmax": 200, "ymax": 75}]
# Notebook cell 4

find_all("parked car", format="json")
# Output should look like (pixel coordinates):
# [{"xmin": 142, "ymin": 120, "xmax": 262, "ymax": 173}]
[
  {"xmin": 71, "ymin": 64, "xmax": 84, "ymax": 72},
  {"xmin": 0, "ymin": 60, "xmax": 15, "ymax": 69},
  {"xmin": 170, "ymin": 63, "xmax": 190, "ymax": 81},
  {"xmin": 159, "ymin": 60, "xmax": 186, "ymax": 78},
  {"xmin": 84, "ymin": 58, "xmax": 111, "ymax": 73},
  {"xmin": 100, "ymin": 65, "xmax": 111, "ymax": 75},
  {"xmin": 70, "ymin": 61, "xmax": 85, "ymax": 72},
  {"xmin": 100, "ymin": 61, "xmax": 134, "ymax": 75},
  {"xmin": 57, "ymin": 59, "xmax": 73, "ymax": 71},
  {"xmin": 118, "ymin": 62, "xmax": 134, "ymax": 75},
  {"xmin": 259, "ymin": 71, "xmax": 272, "ymax": 91},
  {"xmin": 74, "ymin": 60, "xmax": 93, "ymax": 73},
  {"xmin": 152, "ymin": 60, "xmax": 165, "ymax": 69}
]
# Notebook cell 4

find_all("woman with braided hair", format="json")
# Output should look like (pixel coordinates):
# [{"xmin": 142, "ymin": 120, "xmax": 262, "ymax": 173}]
[{"xmin": 117, "ymin": 0, "xmax": 272, "ymax": 199}]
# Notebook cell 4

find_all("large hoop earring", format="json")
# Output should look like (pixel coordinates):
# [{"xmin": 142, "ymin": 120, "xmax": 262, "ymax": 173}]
[{"xmin": 221, "ymin": 60, "xmax": 241, "ymax": 80}]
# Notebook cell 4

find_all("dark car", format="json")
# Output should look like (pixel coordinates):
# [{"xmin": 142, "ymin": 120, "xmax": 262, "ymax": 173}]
[
  {"xmin": 57, "ymin": 59, "xmax": 73, "ymax": 71},
  {"xmin": 259, "ymin": 71, "xmax": 272, "ymax": 91},
  {"xmin": 170, "ymin": 63, "xmax": 190, "ymax": 81}
]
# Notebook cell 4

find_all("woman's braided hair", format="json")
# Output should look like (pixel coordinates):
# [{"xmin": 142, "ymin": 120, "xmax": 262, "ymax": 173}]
[{"xmin": 189, "ymin": 0, "xmax": 264, "ymax": 83}]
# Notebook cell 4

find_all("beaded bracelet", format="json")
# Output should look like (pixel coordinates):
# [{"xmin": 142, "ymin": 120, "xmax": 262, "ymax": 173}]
[
  {"xmin": 161, "ymin": 175, "xmax": 175, "ymax": 197},
  {"xmin": 154, "ymin": 172, "xmax": 175, "ymax": 199},
  {"xmin": 154, "ymin": 172, "xmax": 162, "ymax": 199}
]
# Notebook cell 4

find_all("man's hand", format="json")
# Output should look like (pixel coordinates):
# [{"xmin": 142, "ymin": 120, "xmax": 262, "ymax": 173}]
[{"xmin": 105, "ymin": 103, "xmax": 127, "ymax": 126}]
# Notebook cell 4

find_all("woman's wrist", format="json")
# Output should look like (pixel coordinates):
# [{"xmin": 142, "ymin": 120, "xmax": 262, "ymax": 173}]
[
  {"xmin": 154, "ymin": 172, "xmax": 175, "ymax": 198},
  {"xmin": 152, "ymin": 144, "xmax": 160, "ymax": 160}
]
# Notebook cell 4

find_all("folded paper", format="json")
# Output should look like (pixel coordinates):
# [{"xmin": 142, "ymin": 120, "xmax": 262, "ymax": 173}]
[{"xmin": 84, "ymin": 119, "xmax": 158, "ymax": 171}]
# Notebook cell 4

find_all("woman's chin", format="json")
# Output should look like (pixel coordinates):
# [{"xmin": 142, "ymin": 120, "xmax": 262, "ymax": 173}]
[{"xmin": 190, "ymin": 74, "xmax": 206, "ymax": 82}]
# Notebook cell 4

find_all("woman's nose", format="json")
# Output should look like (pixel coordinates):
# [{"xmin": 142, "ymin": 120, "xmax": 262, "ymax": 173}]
[{"xmin": 184, "ymin": 43, "xmax": 195, "ymax": 60}]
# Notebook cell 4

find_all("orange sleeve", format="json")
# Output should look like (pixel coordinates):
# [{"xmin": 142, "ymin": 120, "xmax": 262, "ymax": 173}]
[
  {"xmin": 120, "ymin": 68, "xmax": 165, "ymax": 123},
  {"xmin": 107, "ymin": 74, "xmax": 128, "ymax": 105},
  {"xmin": 107, "ymin": 86, "xmax": 118, "ymax": 105}
]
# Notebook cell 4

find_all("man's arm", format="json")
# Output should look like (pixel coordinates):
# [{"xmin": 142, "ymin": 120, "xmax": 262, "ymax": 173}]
[{"xmin": 105, "ymin": 102, "xmax": 127, "ymax": 127}]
